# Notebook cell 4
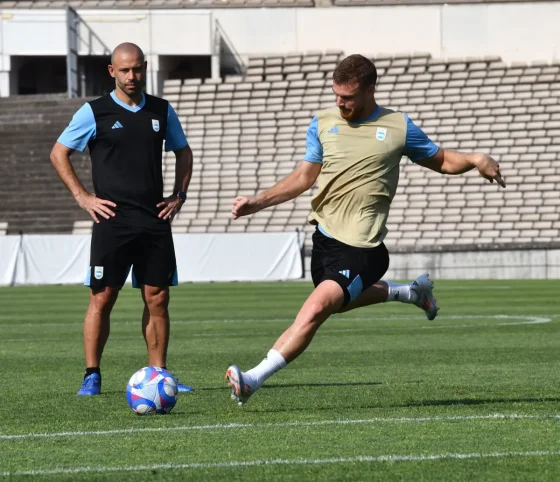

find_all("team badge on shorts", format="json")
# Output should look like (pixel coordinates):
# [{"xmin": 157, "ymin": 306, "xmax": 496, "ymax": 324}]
[
  {"xmin": 376, "ymin": 127, "xmax": 387, "ymax": 141},
  {"xmin": 94, "ymin": 266, "xmax": 104, "ymax": 280},
  {"xmin": 152, "ymin": 119, "xmax": 160, "ymax": 132}
]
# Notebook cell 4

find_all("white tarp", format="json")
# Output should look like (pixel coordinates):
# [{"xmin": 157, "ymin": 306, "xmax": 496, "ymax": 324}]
[
  {"xmin": 0, "ymin": 232, "xmax": 303, "ymax": 286},
  {"xmin": 174, "ymin": 233, "xmax": 302, "ymax": 282},
  {"xmin": 16, "ymin": 234, "xmax": 91, "ymax": 286},
  {"xmin": 0, "ymin": 236, "xmax": 21, "ymax": 286}
]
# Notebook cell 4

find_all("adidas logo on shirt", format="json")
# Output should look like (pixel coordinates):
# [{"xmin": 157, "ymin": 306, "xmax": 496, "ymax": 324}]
[
  {"xmin": 328, "ymin": 126, "xmax": 339, "ymax": 134},
  {"xmin": 112, "ymin": 121, "xmax": 123, "ymax": 129}
]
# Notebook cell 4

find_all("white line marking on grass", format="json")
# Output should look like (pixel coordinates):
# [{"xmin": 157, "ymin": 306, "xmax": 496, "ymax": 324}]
[
  {"xmin": 322, "ymin": 316, "xmax": 552, "ymax": 334},
  {"xmin": 1, "ymin": 315, "xmax": 553, "ymax": 341},
  {"xmin": 2, "ymin": 413, "xmax": 559, "ymax": 441},
  {"xmin": 0, "ymin": 314, "xmax": 556, "ymax": 329},
  {"xmin": 2, "ymin": 450, "xmax": 560, "ymax": 477}
]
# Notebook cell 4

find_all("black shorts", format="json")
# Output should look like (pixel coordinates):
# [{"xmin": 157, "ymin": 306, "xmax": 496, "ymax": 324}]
[
  {"xmin": 311, "ymin": 228, "xmax": 389, "ymax": 306},
  {"xmin": 85, "ymin": 219, "xmax": 178, "ymax": 290}
]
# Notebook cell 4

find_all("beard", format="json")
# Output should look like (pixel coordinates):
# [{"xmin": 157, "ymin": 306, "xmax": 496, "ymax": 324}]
[
  {"xmin": 118, "ymin": 80, "xmax": 142, "ymax": 96},
  {"xmin": 339, "ymin": 105, "xmax": 364, "ymax": 122}
]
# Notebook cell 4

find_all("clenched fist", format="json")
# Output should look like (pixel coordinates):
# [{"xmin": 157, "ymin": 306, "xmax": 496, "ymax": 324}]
[{"xmin": 232, "ymin": 196, "xmax": 262, "ymax": 220}]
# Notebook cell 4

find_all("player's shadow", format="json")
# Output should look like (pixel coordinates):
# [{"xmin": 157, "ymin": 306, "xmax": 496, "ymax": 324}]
[
  {"xmin": 196, "ymin": 381, "xmax": 384, "ymax": 391},
  {"xmin": 400, "ymin": 397, "xmax": 560, "ymax": 407},
  {"xmin": 197, "ymin": 380, "xmax": 427, "ymax": 392},
  {"xmin": 262, "ymin": 381, "xmax": 382, "ymax": 389}
]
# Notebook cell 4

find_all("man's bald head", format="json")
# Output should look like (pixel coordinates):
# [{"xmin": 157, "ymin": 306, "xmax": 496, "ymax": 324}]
[
  {"xmin": 111, "ymin": 42, "xmax": 144, "ymax": 65},
  {"xmin": 108, "ymin": 43, "xmax": 146, "ymax": 100}
]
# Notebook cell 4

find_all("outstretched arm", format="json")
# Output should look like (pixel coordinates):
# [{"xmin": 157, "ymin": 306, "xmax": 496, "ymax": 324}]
[
  {"xmin": 232, "ymin": 161, "xmax": 321, "ymax": 219},
  {"xmin": 402, "ymin": 113, "xmax": 505, "ymax": 188},
  {"xmin": 416, "ymin": 149, "xmax": 505, "ymax": 187}
]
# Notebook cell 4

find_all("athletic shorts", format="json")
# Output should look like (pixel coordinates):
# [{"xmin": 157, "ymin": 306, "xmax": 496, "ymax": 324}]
[
  {"xmin": 85, "ymin": 219, "xmax": 178, "ymax": 290},
  {"xmin": 310, "ymin": 227, "xmax": 389, "ymax": 307}
]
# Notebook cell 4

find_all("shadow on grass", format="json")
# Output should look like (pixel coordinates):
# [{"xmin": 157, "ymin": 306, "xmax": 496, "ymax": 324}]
[
  {"xmin": 401, "ymin": 397, "xmax": 560, "ymax": 407},
  {"xmin": 193, "ymin": 381, "xmax": 385, "ymax": 391}
]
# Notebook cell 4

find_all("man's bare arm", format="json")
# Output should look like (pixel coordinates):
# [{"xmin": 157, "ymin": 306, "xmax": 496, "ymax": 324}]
[
  {"xmin": 416, "ymin": 148, "xmax": 505, "ymax": 187},
  {"xmin": 50, "ymin": 141, "xmax": 116, "ymax": 223},
  {"xmin": 232, "ymin": 161, "xmax": 322, "ymax": 219},
  {"xmin": 157, "ymin": 145, "xmax": 194, "ymax": 221}
]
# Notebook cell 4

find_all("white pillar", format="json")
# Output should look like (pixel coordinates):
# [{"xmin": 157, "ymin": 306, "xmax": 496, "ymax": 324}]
[
  {"xmin": 0, "ymin": 55, "xmax": 11, "ymax": 97},
  {"xmin": 146, "ymin": 53, "xmax": 160, "ymax": 96},
  {"xmin": 211, "ymin": 53, "xmax": 220, "ymax": 80}
]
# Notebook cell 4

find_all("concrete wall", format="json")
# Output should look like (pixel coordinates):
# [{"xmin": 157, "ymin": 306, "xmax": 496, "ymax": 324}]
[
  {"xmin": 0, "ymin": 3, "xmax": 558, "ymax": 60},
  {"xmin": 305, "ymin": 249, "xmax": 560, "ymax": 280},
  {"xmin": 0, "ymin": 2, "xmax": 558, "ymax": 96}
]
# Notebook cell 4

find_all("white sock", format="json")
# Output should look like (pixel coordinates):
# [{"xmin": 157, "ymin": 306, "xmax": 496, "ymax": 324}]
[
  {"xmin": 385, "ymin": 281, "xmax": 418, "ymax": 304},
  {"xmin": 244, "ymin": 349, "xmax": 287, "ymax": 389}
]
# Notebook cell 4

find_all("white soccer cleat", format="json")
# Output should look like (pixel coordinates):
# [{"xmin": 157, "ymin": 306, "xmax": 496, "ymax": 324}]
[
  {"xmin": 411, "ymin": 274, "xmax": 439, "ymax": 321},
  {"xmin": 225, "ymin": 365, "xmax": 254, "ymax": 406}
]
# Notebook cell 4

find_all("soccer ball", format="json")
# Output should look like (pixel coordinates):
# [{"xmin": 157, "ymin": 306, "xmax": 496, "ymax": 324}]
[{"xmin": 126, "ymin": 366, "xmax": 178, "ymax": 415}]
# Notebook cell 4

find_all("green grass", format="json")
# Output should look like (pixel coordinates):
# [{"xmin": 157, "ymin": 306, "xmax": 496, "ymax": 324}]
[{"xmin": 1, "ymin": 280, "xmax": 559, "ymax": 481}]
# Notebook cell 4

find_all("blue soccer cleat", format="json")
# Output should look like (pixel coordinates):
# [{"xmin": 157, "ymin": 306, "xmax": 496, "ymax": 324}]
[
  {"xmin": 176, "ymin": 382, "xmax": 194, "ymax": 393},
  {"xmin": 77, "ymin": 373, "xmax": 101, "ymax": 396},
  {"xmin": 170, "ymin": 374, "xmax": 194, "ymax": 393}
]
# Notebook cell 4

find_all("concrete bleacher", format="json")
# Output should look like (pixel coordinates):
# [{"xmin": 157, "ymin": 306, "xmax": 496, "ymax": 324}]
[
  {"xmin": 1, "ymin": 0, "xmax": 541, "ymax": 7},
  {"xmin": 160, "ymin": 51, "xmax": 560, "ymax": 250},
  {"xmin": 2, "ymin": 52, "xmax": 559, "ymax": 252},
  {"xmin": 0, "ymin": 95, "xmax": 92, "ymax": 234},
  {"xmin": 2, "ymin": 0, "xmax": 315, "ymax": 8},
  {"xmin": 332, "ymin": 0, "xmax": 548, "ymax": 5}
]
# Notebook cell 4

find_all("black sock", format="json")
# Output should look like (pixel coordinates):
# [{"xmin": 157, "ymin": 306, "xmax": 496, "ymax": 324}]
[{"xmin": 85, "ymin": 367, "xmax": 101, "ymax": 378}]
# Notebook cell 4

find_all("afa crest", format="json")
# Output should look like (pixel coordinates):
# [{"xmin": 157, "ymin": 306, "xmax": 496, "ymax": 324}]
[{"xmin": 376, "ymin": 127, "xmax": 387, "ymax": 141}]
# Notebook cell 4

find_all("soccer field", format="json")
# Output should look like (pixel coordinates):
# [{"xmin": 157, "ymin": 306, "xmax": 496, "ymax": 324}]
[{"xmin": 1, "ymin": 280, "xmax": 559, "ymax": 481}]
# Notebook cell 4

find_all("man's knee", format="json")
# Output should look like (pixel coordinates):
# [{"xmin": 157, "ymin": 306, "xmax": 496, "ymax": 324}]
[
  {"xmin": 306, "ymin": 300, "xmax": 332, "ymax": 322},
  {"xmin": 299, "ymin": 291, "xmax": 341, "ymax": 328},
  {"xmin": 89, "ymin": 288, "xmax": 118, "ymax": 314},
  {"xmin": 143, "ymin": 287, "xmax": 169, "ymax": 313}
]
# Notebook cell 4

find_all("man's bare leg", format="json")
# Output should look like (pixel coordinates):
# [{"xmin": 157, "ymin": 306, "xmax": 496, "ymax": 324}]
[
  {"xmin": 226, "ymin": 275, "xmax": 437, "ymax": 404},
  {"xmin": 78, "ymin": 287, "xmax": 119, "ymax": 395},
  {"xmin": 226, "ymin": 281, "xmax": 344, "ymax": 404},
  {"xmin": 338, "ymin": 276, "xmax": 437, "ymax": 318},
  {"xmin": 84, "ymin": 287, "xmax": 119, "ymax": 368},
  {"xmin": 141, "ymin": 285, "xmax": 170, "ymax": 368}
]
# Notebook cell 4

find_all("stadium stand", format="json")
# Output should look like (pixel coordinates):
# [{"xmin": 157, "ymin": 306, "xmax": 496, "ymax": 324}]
[
  {"xmin": 0, "ymin": 0, "xmax": 549, "ymax": 7},
  {"xmin": 1, "ymin": 0, "xmax": 315, "ymax": 8},
  {"xmin": 165, "ymin": 52, "xmax": 560, "ymax": 251},
  {"xmin": 0, "ymin": 95, "xmax": 92, "ymax": 234},
  {"xmin": 2, "ymin": 52, "xmax": 559, "ymax": 252}
]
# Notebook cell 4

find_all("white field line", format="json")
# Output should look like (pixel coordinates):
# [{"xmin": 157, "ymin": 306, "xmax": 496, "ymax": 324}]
[
  {"xmin": 2, "ymin": 450, "xmax": 560, "ymax": 477},
  {"xmin": 1, "ymin": 413, "xmax": 559, "ymax": 441},
  {"xmin": 0, "ymin": 314, "xmax": 556, "ymax": 329},
  {"xmin": 0, "ymin": 316, "xmax": 553, "ymax": 342}
]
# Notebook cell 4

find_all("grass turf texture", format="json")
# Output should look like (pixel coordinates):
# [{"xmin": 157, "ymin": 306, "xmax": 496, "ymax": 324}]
[{"xmin": 0, "ymin": 280, "xmax": 559, "ymax": 481}]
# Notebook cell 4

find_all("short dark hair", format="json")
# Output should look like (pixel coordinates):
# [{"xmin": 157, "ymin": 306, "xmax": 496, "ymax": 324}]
[{"xmin": 333, "ymin": 54, "xmax": 377, "ymax": 89}]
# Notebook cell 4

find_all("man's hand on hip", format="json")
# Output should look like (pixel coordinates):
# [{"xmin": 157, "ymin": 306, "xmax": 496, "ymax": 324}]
[
  {"xmin": 76, "ymin": 192, "xmax": 116, "ymax": 223},
  {"xmin": 157, "ymin": 195, "xmax": 184, "ymax": 222}
]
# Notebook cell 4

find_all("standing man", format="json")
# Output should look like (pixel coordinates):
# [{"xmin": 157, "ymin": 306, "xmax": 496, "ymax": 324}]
[
  {"xmin": 226, "ymin": 54, "xmax": 505, "ymax": 405},
  {"xmin": 51, "ymin": 43, "xmax": 194, "ymax": 396}
]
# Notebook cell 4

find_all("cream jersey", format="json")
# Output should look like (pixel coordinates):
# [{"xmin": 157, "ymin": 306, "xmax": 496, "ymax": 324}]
[{"xmin": 303, "ymin": 106, "xmax": 439, "ymax": 248}]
